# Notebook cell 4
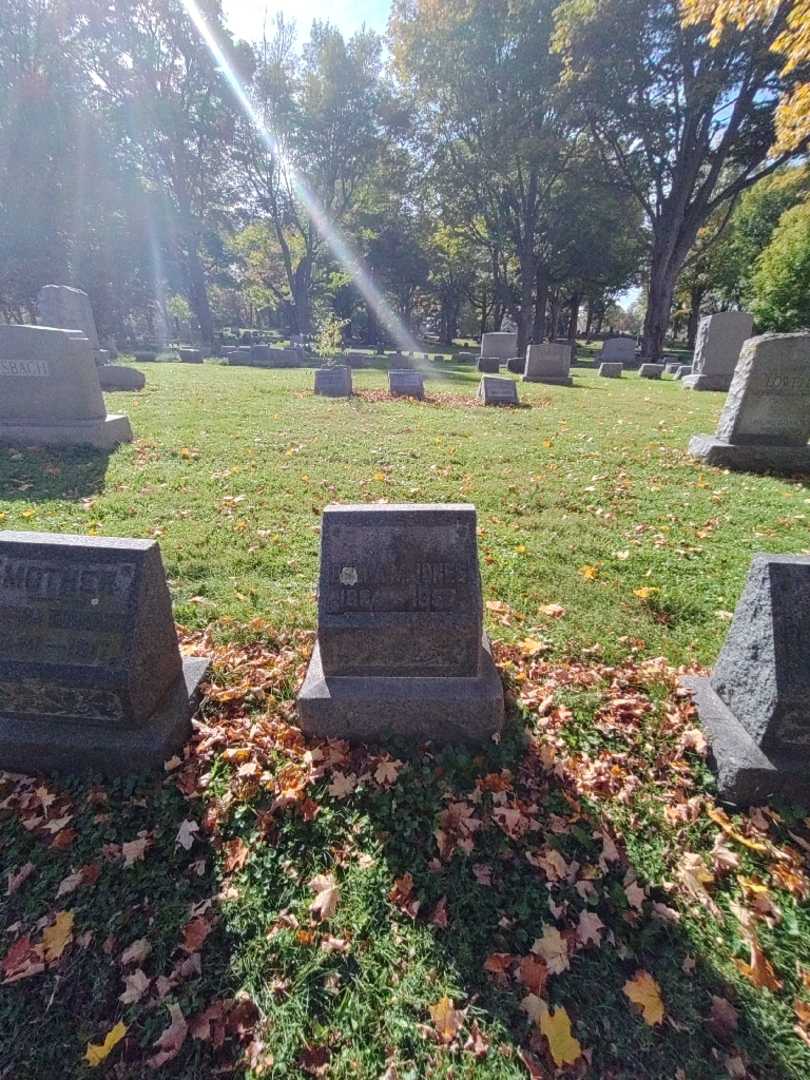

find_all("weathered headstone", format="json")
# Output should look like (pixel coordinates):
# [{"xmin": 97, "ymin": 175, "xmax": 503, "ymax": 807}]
[
  {"xmin": 600, "ymin": 337, "xmax": 636, "ymax": 363},
  {"xmin": 599, "ymin": 362, "xmax": 622, "ymax": 378},
  {"xmin": 665, "ymin": 362, "xmax": 681, "ymax": 376},
  {"xmin": 688, "ymin": 333, "xmax": 810, "ymax": 472},
  {"xmin": 98, "ymin": 366, "xmax": 146, "ymax": 392},
  {"xmin": 314, "ymin": 366, "xmax": 352, "ymax": 397},
  {"xmin": 389, "ymin": 370, "xmax": 424, "ymax": 399},
  {"xmin": 178, "ymin": 347, "xmax": 203, "ymax": 364},
  {"xmin": 478, "ymin": 357, "xmax": 501, "ymax": 373},
  {"xmin": 345, "ymin": 352, "xmax": 370, "ymax": 368},
  {"xmin": 297, "ymin": 504, "xmax": 504, "ymax": 742},
  {"xmin": 37, "ymin": 284, "xmax": 104, "ymax": 362},
  {"xmin": 682, "ymin": 311, "xmax": 753, "ymax": 391},
  {"xmin": 506, "ymin": 356, "xmax": 524, "ymax": 374},
  {"xmin": 682, "ymin": 553, "xmax": 810, "ymax": 805},
  {"xmin": 480, "ymin": 332, "xmax": 517, "ymax": 361},
  {"xmin": 0, "ymin": 325, "xmax": 132, "ymax": 449},
  {"xmin": 639, "ymin": 363, "xmax": 664, "ymax": 379},
  {"xmin": 0, "ymin": 531, "xmax": 209, "ymax": 773},
  {"xmin": 523, "ymin": 342, "xmax": 573, "ymax": 386},
  {"xmin": 477, "ymin": 376, "xmax": 519, "ymax": 406},
  {"xmin": 674, "ymin": 365, "xmax": 692, "ymax": 380}
]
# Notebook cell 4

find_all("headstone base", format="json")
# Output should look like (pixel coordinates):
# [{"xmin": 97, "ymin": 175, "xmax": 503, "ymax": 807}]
[
  {"xmin": 297, "ymin": 634, "xmax": 504, "ymax": 744},
  {"xmin": 98, "ymin": 366, "xmax": 146, "ymax": 391},
  {"xmin": 688, "ymin": 435, "xmax": 810, "ymax": 474},
  {"xmin": 0, "ymin": 657, "xmax": 209, "ymax": 775},
  {"xmin": 681, "ymin": 675, "xmax": 809, "ymax": 806},
  {"xmin": 682, "ymin": 374, "xmax": 732, "ymax": 391},
  {"xmin": 522, "ymin": 375, "xmax": 573, "ymax": 386},
  {"xmin": 0, "ymin": 414, "xmax": 133, "ymax": 449}
]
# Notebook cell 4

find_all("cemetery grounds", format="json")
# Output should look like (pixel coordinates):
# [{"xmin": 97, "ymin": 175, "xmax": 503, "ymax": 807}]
[{"xmin": 1, "ymin": 354, "xmax": 810, "ymax": 1078}]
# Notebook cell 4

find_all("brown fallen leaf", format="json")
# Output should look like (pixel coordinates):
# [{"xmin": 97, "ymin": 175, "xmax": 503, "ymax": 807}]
[
  {"xmin": 6, "ymin": 862, "xmax": 34, "ymax": 896},
  {"xmin": 182, "ymin": 916, "xmax": 211, "ymax": 954},
  {"xmin": 531, "ymin": 924, "xmax": 569, "ymax": 975},
  {"xmin": 309, "ymin": 873, "xmax": 339, "ymax": 921},
  {"xmin": 430, "ymin": 896, "xmax": 448, "ymax": 928},
  {"xmin": 122, "ymin": 836, "xmax": 150, "ymax": 867},
  {"xmin": 120, "ymin": 938, "xmax": 151, "ymax": 966},
  {"xmin": 708, "ymin": 996, "xmax": 739, "ymax": 1041},
  {"xmin": 147, "ymin": 1002, "xmax": 188, "ymax": 1068},
  {"xmin": 119, "ymin": 968, "xmax": 151, "ymax": 1004},
  {"xmin": 223, "ymin": 837, "xmax": 249, "ymax": 874},
  {"xmin": 734, "ymin": 937, "xmax": 782, "ymax": 991}
]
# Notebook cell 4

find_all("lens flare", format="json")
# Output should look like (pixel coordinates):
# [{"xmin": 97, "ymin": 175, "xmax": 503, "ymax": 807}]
[{"xmin": 180, "ymin": 0, "xmax": 420, "ymax": 356}]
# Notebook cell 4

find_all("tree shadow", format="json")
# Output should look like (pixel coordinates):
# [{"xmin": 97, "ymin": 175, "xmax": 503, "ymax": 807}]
[{"xmin": 0, "ymin": 445, "xmax": 113, "ymax": 503}]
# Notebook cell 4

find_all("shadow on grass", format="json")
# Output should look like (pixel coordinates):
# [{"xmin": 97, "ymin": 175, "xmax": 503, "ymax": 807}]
[{"xmin": 0, "ymin": 445, "xmax": 113, "ymax": 503}]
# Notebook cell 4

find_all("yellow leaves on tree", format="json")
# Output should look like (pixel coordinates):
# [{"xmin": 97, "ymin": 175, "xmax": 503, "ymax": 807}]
[
  {"xmin": 84, "ymin": 1021, "xmax": 127, "ymax": 1068},
  {"xmin": 623, "ymin": 969, "xmax": 666, "ymax": 1025},
  {"xmin": 680, "ymin": 0, "xmax": 810, "ymax": 153},
  {"xmin": 537, "ymin": 1003, "xmax": 583, "ymax": 1068}
]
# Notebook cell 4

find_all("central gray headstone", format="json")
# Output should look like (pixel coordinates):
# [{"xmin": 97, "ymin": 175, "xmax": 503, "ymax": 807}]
[
  {"xmin": 600, "ymin": 337, "xmax": 635, "ymax": 363},
  {"xmin": 297, "ymin": 504, "xmax": 504, "ymax": 742},
  {"xmin": 480, "ymin": 332, "xmax": 517, "ymax": 361},
  {"xmin": 0, "ymin": 532, "xmax": 209, "ymax": 774},
  {"xmin": 477, "ymin": 376, "xmax": 519, "ymax": 405},
  {"xmin": 37, "ymin": 284, "xmax": 100, "ymax": 355},
  {"xmin": 682, "ymin": 310, "xmax": 753, "ymax": 391},
  {"xmin": 523, "ymin": 343, "xmax": 573, "ymax": 386},
  {"xmin": 682, "ymin": 554, "xmax": 810, "ymax": 805},
  {"xmin": 598, "ymin": 362, "xmax": 622, "ymax": 378},
  {"xmin": 314, "ymin": 366, "xmax": 352, "ymax": 397},
  {"xmin": 639, "ymin": 363, "xmax": 664, "ymax": 379},
  {"xmin": 0, "ymin": 325, "xmax": 132, "ymax": 449},
  {"xmin": 389, "ymin": 370, "xmax": 424, "ymax": 399},
  {"xmin": 478, "ymin": 356, "xmax": 501, "ymax": 373},
  {"xmin": 688, "ymin": 333, "xmax": 810, "ymax": 472}
]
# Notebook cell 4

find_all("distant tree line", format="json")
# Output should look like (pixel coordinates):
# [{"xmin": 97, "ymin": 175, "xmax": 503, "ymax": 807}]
[{"xmin": 0, "ymin": 0, "xmax": 807, "ymax": 357}]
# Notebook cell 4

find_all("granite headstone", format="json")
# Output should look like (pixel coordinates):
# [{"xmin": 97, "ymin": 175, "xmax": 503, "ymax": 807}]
[
  {"xmin": 523, "ymin": 342, "xmax": 573, "ymax": 386},
  {"xmin": 688, "ymin": 333, "xmax": 810, "ymax": 472},
  {"xmin": 477, "ymin": 376, "xmax": 519, "ymax": 405},
  {"xmin": 389, "ymin": 370, "xmax": 425, "ymax": 399},
  {"xmin": 314, "ymin": 366, "xmax": 352, "ymax": 397},
  {"xmin": 0, "ymin": 325, "xmax": 132, "ymax": 449},
  {"xmin": 297, "ymin": 504, "xmax": 504, "ymax": 742},
  {"xmin": 639, "ymin": 363, "xmax": 665, "ymax": 379},
  {"xmin": 598, "ymin": 362, "xmax": 622, "ymax": 378},
  {"xmin": 0, "ymin": 532, "xmax": 209, "ymax": 773},
  {"xmin": 478, "ymin": 356, "xmax": 501, "ymax": 373},
  {"xmin": 480, "ymin": 332, "xmax": 517, "ymax": 361},
  {"xmin": 37, "ymin": 284, "xmax": 105, "ymax": 362},
  {"xmin": 600, "ymin": 337, "xmax": 635, "ymax": 363},
  {"xmin": 682, "ymin": 554, "xmax": 810, "ymax": 805},
  {"xmin": 682, "ymin": 311, "xmax": 753, "ymax": 391}
]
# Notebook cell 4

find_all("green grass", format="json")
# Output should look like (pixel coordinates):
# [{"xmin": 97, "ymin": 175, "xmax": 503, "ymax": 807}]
[{"xmin": 1, "ymin": 357, "xmax": 809, "ymax": 1078}]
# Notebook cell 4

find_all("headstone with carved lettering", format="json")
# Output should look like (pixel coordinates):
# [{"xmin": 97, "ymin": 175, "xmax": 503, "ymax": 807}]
[
  {"xmin": 297, "ymin": 504, "xmax": 504, "ymax": 742},
  {"xmin": 477, "ymin": 376, "xmax": 519, "ymax": 405},
  {"xmin": 389, "ymin": 370, "xmax": 424, "ymax": 399},
  {"xmin": 480, "ymin": 332, "xmax": 517, "ymax": 362},
  {"xmin": 688, "ymin": 333, "xmax": 810, "ymax": 472},
  {"xmin": 0, "ymin": 532, "xmax": 209, "ymax": 773},
  {"xmin": 314, "ymin": 365, "xmax": 352, "ymax": 397},
  {"xmin": 639, "ymin": 363, "xmax": 665, "ymax": 379},
  {"xmin": 0, "ymin": 325, "xmax": 132, "ymax": 449},
  {"xmin": 599, "ymin": 362, "xmax": 622, "ymax": 378},
  {"xmin": 682, "ymin": 553, "xmax": 810, "ymax": 805},
  {"xmin": 600, "ymin": 337, "xmax": 636, "ymax": 363},
  {"xmin": 523, "ymin": 342, "xmax": 573, "ymax": 386}
]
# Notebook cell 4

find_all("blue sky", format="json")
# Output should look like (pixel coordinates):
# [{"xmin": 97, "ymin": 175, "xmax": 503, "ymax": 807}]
[{"xmin": 223, "ymin": 0, "xmax": 391, "ymax": 42}]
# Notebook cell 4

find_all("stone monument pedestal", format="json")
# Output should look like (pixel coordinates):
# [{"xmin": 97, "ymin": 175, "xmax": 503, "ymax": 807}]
[
  {"xmin": 688, "ymin": 436, "xmax": 810, "ymax": 473},
  {"xmin": 0, "ymin": 415, "xmax": 133, "ymax": 450}
]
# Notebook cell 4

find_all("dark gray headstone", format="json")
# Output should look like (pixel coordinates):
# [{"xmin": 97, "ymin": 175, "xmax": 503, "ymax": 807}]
[
  {"xmin": 682, "ymin": 554, "xmax": 810, "ymax": 805},
  {"xmin": 506, "ymin": 356, "xmax": 524, "ymax": 374},
  {"xmin": 523, "ymin": 343, "xmax": 573, "ymax": 385},
  {"xmin": 674, "ymin": 365, "xmax": 692, "ymax": 380},
  {"xmin": 682, "ymin": 311, "xmax": 753, "ymax": 391},
  {"xmin": 0, "ymin": 532, "xmax": 209, "ymax": 774},
  {"xmin": 178, "ymin": 347, "xmax": 203, "ymax": 364},
  {"xmin": 478, "ymin": 357, "xmax": 500, "ymax": 374},
  {"xmin": 688, "ymin": 333, "xmax": 810, "ymax": 472},
  {"xmin": 480, "ymin": 332, "xmax": 517, "ymax": 361},
  {"xmin": 314, "ymin": 366, "xmax": 352, "ymax": 397},
  {"xmin": 98, "ymin": 366, "xmax": 146, "ymax": 392},
  {"xmin": 297, "ymin": 504, "xmax": 504, "ymax": 742},
  {"xmin": 477, "ymin": 376, "xmax": 518, "ymax": 406},
  {"xmin": 389, "ymin": 370, "xmax": 424, "ymax": 399}
]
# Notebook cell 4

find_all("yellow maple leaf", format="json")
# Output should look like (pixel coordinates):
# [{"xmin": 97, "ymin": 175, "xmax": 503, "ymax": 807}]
[
  {"xmin": 429, "ymin": 995, "xmax": 464, "ymax": 1043},
  {"xmin": 623, "ymin": 969, "xmax": 665, "ymax": 1025},
  {"xmin": 633, "ymin": 586, "xmax": 658, "ymax": 600},
  {"xmin": 373, "ymin": 471, "xmax": 387, "ymax": 481},
  {"xmin": 538, "ymin": 1003, "xmax": 582, "ymax": 1067},
  {"xmin": 518, "ymin": 637, "xmax": 546, "ymax": 657},
  {"xmin": 579, "ymin": 564, "xmax": 599, "ymax": 581},
  {"xmin": 707, "ymin": 806, "xmax": 769, "ymax": 853},
  {"xmin": 542, "ymin": 438, "xmax": 553, "ymax": 448},
  {"xmin": 179, "ymin": 447, "xmax": 192, "ymax": 459},
  {"xmin": 514, "ymin": 544, "xmax": 527, "ymax": 554},
  {"xmin": 85, "ymin": 1022, "xmax": 127, "ymax": 1068},
  {"xmin": 42, "ymin": 910, "xmax": 74, "ymax": 963}
]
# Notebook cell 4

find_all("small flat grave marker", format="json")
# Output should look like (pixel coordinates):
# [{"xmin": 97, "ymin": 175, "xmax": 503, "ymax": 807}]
[
  {"xmin": 314, "ymin": 366, "xmax": 352, "ymax": 397},
  {"xmin": 477, "ymin": 376, "xmax": 518, "ymax": 405},
  {"xmin": 389, "ymin": 369, "xmax": 424, "ymax": 399},
  {"xmin": 599, "ymin": 362, "xmax": 622, "ymax": 378},
  {"xmin": 639, "ymin": 363, "xmax": 664, "ymax": 379}
]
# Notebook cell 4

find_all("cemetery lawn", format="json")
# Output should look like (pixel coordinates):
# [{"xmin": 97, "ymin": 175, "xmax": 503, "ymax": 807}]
[{"xmin": 2, "ymin": 357, "xmax": 810, "ymax": 1078}]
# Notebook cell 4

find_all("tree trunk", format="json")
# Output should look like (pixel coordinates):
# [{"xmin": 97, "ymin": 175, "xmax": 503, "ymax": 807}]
[
  {"xmin": 641, "ymin": 259, "xmax": 678, "ymax": 360},
  {"xmin": 516, "ymin": 247, "xmax": 536, "ymax": 359},
  {"xmin": 687, "ymin": 286, "xmax": 704, "ymax": 349},
  {"xmin": 585, "ymin": 298, "xmax": 594, "ymax": 342},
  {"xmin": 532, "ymin": 262, "xmax": 548, "ymax": 343},
  {"xmin": 292, "ymin": 258, "xmax": 312, "ymax": 335},
  {"xmin": 549, "ymin": 290, "xmax": 561, "ymax": 340},
  {"xmin": 186, "ymin": 243, "xmax": 214, "ymax": 348},
  {"xmin": 568, "ymin": 291, "xmax": 581, "ymax": 342}
]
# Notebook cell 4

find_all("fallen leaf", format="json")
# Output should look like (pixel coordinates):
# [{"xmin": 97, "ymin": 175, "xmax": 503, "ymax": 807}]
[
  {"xmin": 327, "ymin": 771, "xmax": 357, "ymax": 798},
  {"xmin": 120, "ymin": 938, "xmax": 151, "ymax": 966},
  {"xmin": 122, "ymin": 836, "xmax": 150, "ymax": 867},
  {"xmin": 43, "ymin": 911, "xmax": 74, "ymax": 963},
  {"xmin": 6, "ymin": 863, "xmax": 34, "ymax": 896},
  {"xmin": 223, "ymin": 837, "xmax": 249, "ymax": 874},
  {"xmin": 623, "ymin": 970, "xmax": 665, "ymax": 1025},
  {"xmin": 182, "ymin": 916, "xmax": 211, "ymax": 953},
  {"xmin": 175, "ymin": 819, "xmax": 199, "ymax": 850},
  {"xmin": 429, "ymin": 996, "xmax": 464, "ymax": 1043},
  {"xmin": 147, "ymin": 1003, "xmax": 188, "ymax": 1068},
  {"xmin": 576, "ymin": 910, "xmax": 605, "ymax": 947},
  {"xmin": 538, "ymin": 1003, "xmax": 582, "ymax": 1067},
  {"xmin": 540, "ymin": 603, "xmax": 565, "ymax": 618},
  {"xmin": 430, "ymin": 896, "xmax": 449, "ymax": 928},
  {"xmin": 709, "ymin": 996, "xmax": 739, "ymax": 1041},
  {"xmin": 734, "ymin": 938, "xmax": 782, "ymax": 991},
  {"xmin": 531, "ymin": 924, "xmax": 569, "ymax": 975},
  {"xmin": 579, "ymin": 564, "xmax": 599, "ymax": 581},
  {"xmin": 119, "ymin": 968, "xmax": 150, "ymax": 1004},
  {"xmin": 374, "ymin": 759, "xmax": 404, "ymax": 787},
  {"xmin": 85, "ymin": 1021, "xmax": 127, "ymax": 1068},
  {"xmin": 309, "ymin": 873, "xmax": 339, "ymax": 921}
]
